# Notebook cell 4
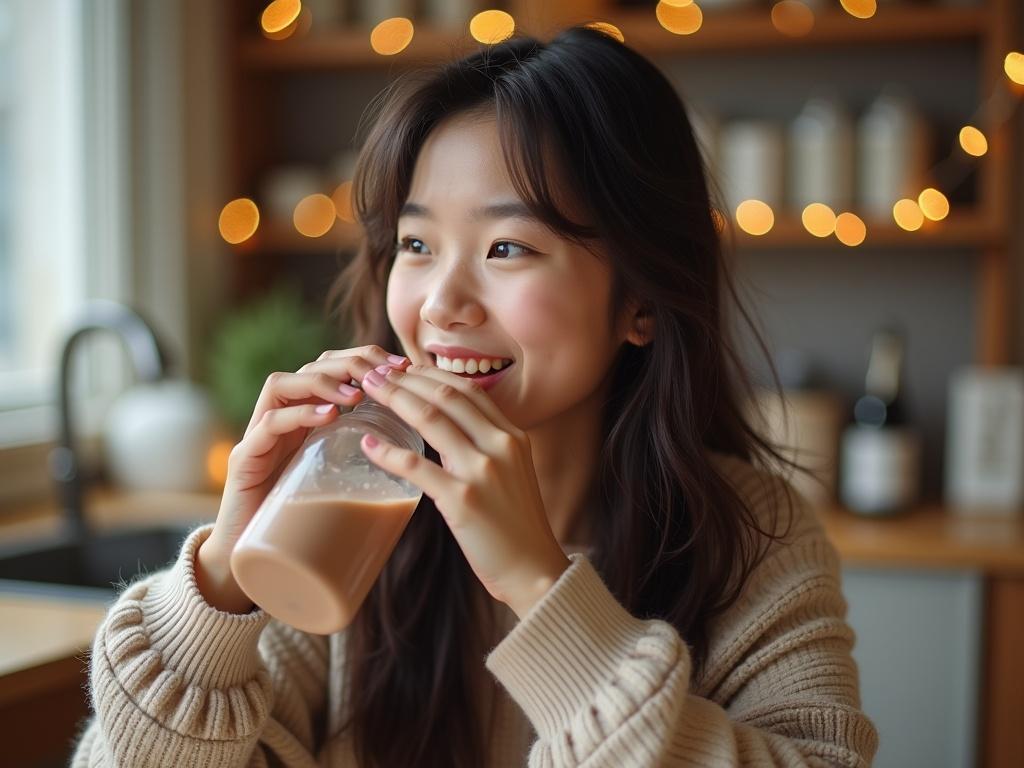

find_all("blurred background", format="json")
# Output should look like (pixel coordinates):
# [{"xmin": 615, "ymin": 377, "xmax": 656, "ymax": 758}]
[{"xmin": 0, "ymin": 0, "xmax": 1022, "ymax": 766}]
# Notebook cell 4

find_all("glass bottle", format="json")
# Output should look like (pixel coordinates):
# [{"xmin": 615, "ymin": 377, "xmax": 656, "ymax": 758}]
[{"xmin": 230, "ymin": 399, "xmax": 424, "ymax": 634}]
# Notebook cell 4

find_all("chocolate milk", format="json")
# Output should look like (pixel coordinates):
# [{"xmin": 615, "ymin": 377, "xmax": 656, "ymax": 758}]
[{"xmin": 230, "ymin": 492, "xmax": 420, "ymax": 635}]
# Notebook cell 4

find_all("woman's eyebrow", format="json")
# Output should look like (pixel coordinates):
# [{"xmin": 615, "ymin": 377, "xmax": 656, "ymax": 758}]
[{"xmin": 399, "ymin": 200, "xmax": 539, "ymax": 224}]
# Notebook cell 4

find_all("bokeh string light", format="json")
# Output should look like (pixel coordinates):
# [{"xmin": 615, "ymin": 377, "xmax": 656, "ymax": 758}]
[
  {"xmin": 840, "ymin": 0, "xmax": 877, "ymax": 21},
  {"xmin": 772, "ymin": 1, "xmax": 815, "ymax": 39},
  {"xmin": 736, "ymin": 200, "xmax": 775, "ymax": 236},
  {"xmin": 470, "ymin": 10, "xmax": 515, "ymax": 45},
  {"xmin": 219, "ymin": 199, "xmax": 260, "ymax": 245},
  {"xmin": 370, "ymin": 17, "xmax": 415, "ymax": 55},
  {"xmin": 260, "ymin": 0, "xmax": 301, "ymax": 34},
  {"xmin": 656, "ymin": 1, "xmax": 703, "ymax": 36},
  {"xmin": 293, "ymin": 194, "xmax": 337, "ymax": 238},
  {"xmin": 802, "ymin": 203, "xmax": 837, "ymax": 238}
]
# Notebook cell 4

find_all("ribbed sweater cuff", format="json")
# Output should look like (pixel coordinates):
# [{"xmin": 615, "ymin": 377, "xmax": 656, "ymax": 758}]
[
  {"xmin": 137, "ymin": 523, "xmax": 272, "ymax": 690},
  {"xmin": 485, "ymin": 552, "xmax": 654, "ymax": 740}
]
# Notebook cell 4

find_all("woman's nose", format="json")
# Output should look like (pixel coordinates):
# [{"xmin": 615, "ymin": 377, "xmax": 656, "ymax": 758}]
[{"xmin": 419, "ymin": 270, "xmax": 487, "ymax": 330}]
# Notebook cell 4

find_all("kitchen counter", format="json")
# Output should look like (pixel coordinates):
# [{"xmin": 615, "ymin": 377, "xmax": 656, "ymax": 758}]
[
  {"xmin": 0, "ymin": 487, "xmax": 219, "ymax": 694},
  {"xmin": 818, "ymin": 502, "xmax": 1024, "ymax": 575},
  {"xmin": 0, "ymin": 593, "xmax": 107, "ymax": 706},
  {"xmin": 0, "ymin": 487, "xmax": 220, "ymax": 765}
]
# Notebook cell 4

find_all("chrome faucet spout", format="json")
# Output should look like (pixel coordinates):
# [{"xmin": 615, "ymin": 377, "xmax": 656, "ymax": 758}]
[{"xmin": 49, "ymin": 300, "xmax": 173, "ymax": 541}]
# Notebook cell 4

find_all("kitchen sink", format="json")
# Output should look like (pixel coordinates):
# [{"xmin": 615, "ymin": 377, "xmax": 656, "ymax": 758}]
[{"xmin": 0, "ymin": 523, "xmax": 201, "ymax": 599}]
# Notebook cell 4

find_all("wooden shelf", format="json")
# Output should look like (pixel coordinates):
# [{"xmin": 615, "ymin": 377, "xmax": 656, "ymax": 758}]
[
  {"xmin": 226, "ymin": 208, "xmax": 999, "ymax": 257},
  {"xmin": 731, "ymin": 210, "xmax": 1003, "ymax": 249},
  {"xmin": 238, "ymin": 5, "xmax": 988, "ymax": 72}
]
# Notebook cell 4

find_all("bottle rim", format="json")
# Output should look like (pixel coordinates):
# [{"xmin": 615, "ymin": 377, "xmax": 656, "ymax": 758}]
[{"xmin": 344, "ymin": 398, "xmax": 424, "ymax": 455}]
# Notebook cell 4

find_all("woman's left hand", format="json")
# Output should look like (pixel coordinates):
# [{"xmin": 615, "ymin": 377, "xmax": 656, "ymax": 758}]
[{"xmin": 358, "ymin": 362, "xmax": 570, "ymax": 619}]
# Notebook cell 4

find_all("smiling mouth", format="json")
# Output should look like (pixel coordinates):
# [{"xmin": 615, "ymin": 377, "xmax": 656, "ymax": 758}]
[{"xmin": 428, "ymin": 354, "xmax": 515, "ymax": 378}]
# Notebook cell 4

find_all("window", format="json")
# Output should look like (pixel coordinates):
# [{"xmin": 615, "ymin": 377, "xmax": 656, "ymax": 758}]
[{"xmin": 0, "ymin": 0, "xmax": 130, "ymax": 453}]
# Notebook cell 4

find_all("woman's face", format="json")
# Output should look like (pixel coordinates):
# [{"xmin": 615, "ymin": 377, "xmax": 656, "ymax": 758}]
[{"xmin": 387, "ymin": 112, "xmax": 637, "ymax": 432}]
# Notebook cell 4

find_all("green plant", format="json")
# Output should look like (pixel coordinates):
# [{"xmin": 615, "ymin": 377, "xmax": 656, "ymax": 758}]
[{"xmin": 206, "ymin": 283, "xmax": 344, "ymax": 434}]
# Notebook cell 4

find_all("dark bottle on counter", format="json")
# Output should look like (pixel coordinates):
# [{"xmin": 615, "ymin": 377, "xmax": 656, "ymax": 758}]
[
  {"xmin": 840, "ymin": 327, "xmax": 922, "ymax": 516},
  {"xmin": 853, "ymin": 329, "xmax": 908, "ymax": 429}
]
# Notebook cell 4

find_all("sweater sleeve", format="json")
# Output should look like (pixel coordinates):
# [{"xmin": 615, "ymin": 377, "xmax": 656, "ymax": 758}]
[
  {"xmin": 484, "ymin": 476, "xmax": 879, "ymax": 767},
  {"xmin": 69, "ymin": 523, "xmax": 331, "ymax": 768}
]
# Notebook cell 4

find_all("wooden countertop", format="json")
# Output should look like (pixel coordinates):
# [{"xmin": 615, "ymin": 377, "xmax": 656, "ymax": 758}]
[
  {"xmin": 0, "ymin": 487, "xmax": 1021, "ymax": 697},
  {"xmin": 0, "ymin": 593, "xmax": 107, "ymax": 706},
  {"xmin": 818, "ymin": 503, "xmax": 1024, "ymax": 575},
  {"xmin": 0, "ymin": 487, "xmax": 219, "ymax": 703}
]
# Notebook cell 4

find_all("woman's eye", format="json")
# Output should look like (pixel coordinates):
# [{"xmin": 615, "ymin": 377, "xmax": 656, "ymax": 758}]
[
  {"xmin": 489, "ymin": 241, "xmax": 533, "ymax": 260},
  {"xmin": 395, "ymin": 237, "xmax": 533, "ymax": 259},
  {"xmin": 396, "ymin": 236, "xmax": 429, "ymax": 255}
]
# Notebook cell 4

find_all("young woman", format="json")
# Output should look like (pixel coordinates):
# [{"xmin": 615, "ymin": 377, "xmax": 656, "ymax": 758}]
[{"xmin": 72, "ymin": 26, "xmax": 877, "ymax": 768}]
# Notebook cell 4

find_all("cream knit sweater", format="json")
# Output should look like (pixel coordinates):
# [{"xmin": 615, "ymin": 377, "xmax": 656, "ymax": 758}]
[{"xmin": 70, "ymin": 453, "xmax": 878, "ymax": 767}]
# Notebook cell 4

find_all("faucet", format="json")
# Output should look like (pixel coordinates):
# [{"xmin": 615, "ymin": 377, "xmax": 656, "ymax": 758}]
[{"xmin": 47, "ymin": 300, "xmax": 173, "ymax": 541}]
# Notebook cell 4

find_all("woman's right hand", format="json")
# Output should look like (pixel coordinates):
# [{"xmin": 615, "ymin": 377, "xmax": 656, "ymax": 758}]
[{"xmin": 195, "ymin": 345, "xmax": 410, "ymax": 613}]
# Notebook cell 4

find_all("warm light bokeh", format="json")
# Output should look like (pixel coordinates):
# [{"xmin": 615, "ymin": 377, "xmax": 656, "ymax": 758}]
[
  {"xmin": 370, "ymin": 17, "xmax": 414, "ymax": 55},
  {"xmin": 918, "ymin": 187, "xmax": 950, "ymax": 221},
  {"xmin": 840, "ymin": 0, "xmax": 877, "ymax": 20},
  {"xmin": 470, "ymin": 10, "xmax": 515, "ymax": 45},
  {"xmin": 892, "ymin": 198, "xmax": 924, "ymax": 231},
  {"xmin": 294, "ymin": 193, "xmax": 336, "ymax": 237},
  {"xmin": 260, "ymin": 0, "xmax": 302, "ymax": 34},
  {"xmin": 218, "ymin": 198, "xmax": 260, "ymax": 245},
  {"xmin": 736, "ymin": 200, "xmax": 775, "ymax": 236},
  {"xmin": 958, "ymin": 125, "xmax": 988, "ymax": 157},
  {"xmin": 835, "ymin": 212, "xmax": 867, "ymax": 246},
  {"xmin": 332, "ymin": 181, "xmax": 355, "ymax": 223},
  {"xmin": 801, "ymin": 203, "xmax": 836, "ymax": 238},
  {"xmin": 771, "ymin": 1, "xmax": 815, "ymax": 38},
  {"xmin": 584, "ymin": 21, "xmax": 625, "ymax": 43},
  {"xmin": 656, "ymin": 1, "xmax": 703, "ymax": 36},
  {"xmin": 1004, "ymin": 52, "xmax": 1024, "ymax": 86},
  {"xmin": 206, "ymin": 440, "xmax": 234, "ymax": 489}
]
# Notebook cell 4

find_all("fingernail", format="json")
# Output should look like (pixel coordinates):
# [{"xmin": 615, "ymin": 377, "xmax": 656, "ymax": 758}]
[
  {"xmin": 364, "ymin": 370, "xmax": 385, "ymax": 387},
  {"xmin": 363, "ymin": 433, "xmax": 379, "ymax": 448},
  {"xmin": 374, "ymin": 364, "xmax": 392, "ymax": 375},
  {"xmin": 338, "ymin": 383, "xmax": 359, "ymax": 396},
  {"xmin": 387, "ymin": 354, "xmax": 408, "ymax": 365},
  {"xmin": 315, "ymin": 403, "xmax": 335, "ymax": 414}
]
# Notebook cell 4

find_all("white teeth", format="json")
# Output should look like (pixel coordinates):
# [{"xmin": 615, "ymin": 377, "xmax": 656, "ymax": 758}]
[{"xmin": 435, "ymin": 355, "xmax": 512, "ymax": 374}]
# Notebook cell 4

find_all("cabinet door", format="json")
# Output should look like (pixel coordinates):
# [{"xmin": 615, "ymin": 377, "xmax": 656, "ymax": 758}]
[{"xmin": 841, "ymin": 567, "xmax": 983, "ymax": 768}]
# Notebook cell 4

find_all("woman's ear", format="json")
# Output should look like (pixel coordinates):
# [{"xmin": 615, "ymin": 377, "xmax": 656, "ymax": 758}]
[{"xmin": 623, "ymin": 299, "xmax": 655, "ymax": 347}]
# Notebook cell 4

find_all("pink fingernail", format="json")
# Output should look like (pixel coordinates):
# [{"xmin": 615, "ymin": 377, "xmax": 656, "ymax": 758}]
[
  {"xmin": 363, "ymin": 433, "xmax": 379, "ymax": 448},
  {"xmin": 374, "ymin": 364, "xmax": 392, "ymax": 375},
  {"xmin": 339, "ymin": 383, "xmax": 359, "ymax": 396},
  {"xmin": 315, "ymin": 403, "xmax": 334, "ymax": 414},
  {"xmin": 387, "ymin": 354, "xmax": 407, "ymax": 364},
  {"xmin": 364, "ymin": 370, "xmax": 385, "ymax": 387}
]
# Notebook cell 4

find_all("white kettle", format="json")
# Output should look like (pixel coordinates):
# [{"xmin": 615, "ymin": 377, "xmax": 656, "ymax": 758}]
[{"xmin": 102, "ymin": 378, "xmax": 220, "ymax": 492}]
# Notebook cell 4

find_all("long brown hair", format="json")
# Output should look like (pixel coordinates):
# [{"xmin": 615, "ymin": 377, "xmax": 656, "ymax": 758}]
[{"xmin": 326, "ymin": 26, "xmax": 803, "ymax": 768}]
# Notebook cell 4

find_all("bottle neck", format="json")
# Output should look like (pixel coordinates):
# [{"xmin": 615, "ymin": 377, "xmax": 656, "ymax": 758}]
[
  {"xmin": 864, "ymin": 332, "xmax": 903, "ymax": 405},
  {"xmin": 345, "ymin": 399, "xmax": 423, "ymax": 453}
]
